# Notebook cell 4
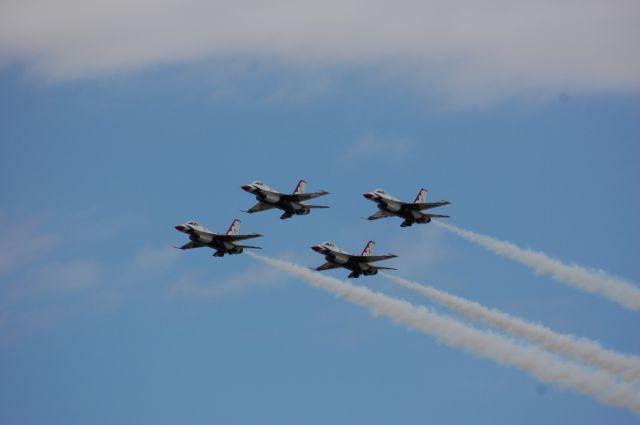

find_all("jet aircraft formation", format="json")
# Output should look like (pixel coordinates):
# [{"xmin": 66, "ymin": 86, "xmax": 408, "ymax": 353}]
[{"xmin": 174, "ymin": 179, "xmax": 450, "ymax": 278}]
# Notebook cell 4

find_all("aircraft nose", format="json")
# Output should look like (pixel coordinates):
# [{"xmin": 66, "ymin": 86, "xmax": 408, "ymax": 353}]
[
  {"xmin": 311, "ymin": 245, "xmax": 323, "ymax": 252},
  {"xmin": 175, "ymin": 225, "xmax": 186, "ymax": 231},
  {"xmin": 363, "ymin": 192, "xmax": 374, "ymax": 199},
  {"xmin": 241, "ymin": 185, "xmax": 253, "ymax": 192}
]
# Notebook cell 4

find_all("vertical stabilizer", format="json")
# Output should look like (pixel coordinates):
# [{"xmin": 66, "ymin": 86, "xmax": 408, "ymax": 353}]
[
  {"xmin": 293, "ymin": 179, "xmax": 307, "ymax": 194},
  {"xmin": 226, "ymin": 219, "xmax": 241, "ymax": 235},
  {"xmin": 361, "ymin": 240, "xmax": 375, "ymax": 256},
  {"xmin": 414, "ymin": 188, "xmax": 428, "ymax": 203}
]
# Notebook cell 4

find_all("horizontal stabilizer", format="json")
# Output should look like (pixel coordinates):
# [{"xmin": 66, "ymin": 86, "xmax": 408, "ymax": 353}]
[
  {"xmin": 426, "ymin": 213, "xmax": 450, "ymax": 218},
  {"xmin": 235, "ymin": 244, "xmax": 262, "ymax": 250},
  {"xmin": 305, "ymin": 205, "xmax": 330, "ymax": 209}
]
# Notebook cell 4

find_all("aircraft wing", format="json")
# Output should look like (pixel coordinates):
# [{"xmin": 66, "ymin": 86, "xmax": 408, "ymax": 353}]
[
  {"xmin": 406, "ymin": 201, "xmax": 450, "ymax": 210},
  {"xmin": 315, "ymin": 262, "xmax": 342, "ymax": 271},
  {"xmin": 366, "ymin": 210, "xmax": 395, "ymax": 220},
  {"xmin": 350, "ymin": 254, "xmax": 398, "ymax": 263},
  {"xmin": 215, "ymin": 233, "xmax": 262, "ymax": 242},
  {"xmin": 244, "ymin": 202, "xmax": 275, "ymax": 214},
  {"xmin": 281, "ymin": 190, "xmax": 329, "ymax": 202},
  {"xmin": 175, "ymin": 241, "xmax": 206, "ymax": 250}
]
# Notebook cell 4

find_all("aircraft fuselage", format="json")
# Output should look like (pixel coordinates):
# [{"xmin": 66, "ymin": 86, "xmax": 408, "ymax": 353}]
[
  {"xmin": 376, "ymin": 201, "xmax": 431, "ymax": 225},
  {"xmin": 179, "ymin": 226, "xmax": 244, "ymax": 256},
  {"xmin": 321, "ymin": 252, "xmax": 378, "ymax": 277}
]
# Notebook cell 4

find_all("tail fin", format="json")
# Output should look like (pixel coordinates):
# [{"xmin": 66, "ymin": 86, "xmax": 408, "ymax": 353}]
[
  {"xmin": 293, "ymin": 179, "xmax": 307, "ymax": 194},
  {"xmin": 414, "ymin": 188, "xmax": 427, "ymax": 203},
  {"xmin": 226, "ymin": 219, "xmax": 241, "ymax": 235},
  {"xmin": 361, "ymin": 240, "xmax": 375, "ymax": 256}
]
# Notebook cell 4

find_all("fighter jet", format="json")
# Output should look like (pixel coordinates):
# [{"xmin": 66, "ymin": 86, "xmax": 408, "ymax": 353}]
[
  {"xmin": 241, "ymin": 179, "xmax": 329, "ymax": 220},
  {"xmin": 363, "ymin": 188, "xmax": 450, "ymax": 227},
  {"xmin": 311, "ymin": 240, "xmax": 397, "ymax": 278},
  {"xmin": 174, "ymin": 219, "xmax": 262, "ymax": 257}
]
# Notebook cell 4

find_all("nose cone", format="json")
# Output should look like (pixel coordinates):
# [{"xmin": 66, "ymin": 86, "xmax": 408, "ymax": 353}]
[
  {"xmin": 174, "ymin": 225, "xmax": 186, "ymax": 232},
  {"xmin": 363, "ymin": 192, "xmax": 374, "ymax": 199},
  {"xmin": 241, "ymin": 185, "xmax": 253, "ymax": 192},
  {"xmin": 311, "ymin": 245, "xmax": 323, "ymax": 252}
]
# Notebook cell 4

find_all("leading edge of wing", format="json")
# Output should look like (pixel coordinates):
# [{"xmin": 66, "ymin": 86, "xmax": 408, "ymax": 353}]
[
  {"xmin": 281, "ymin": 190, "xmax": 330, "ymax": 202},
  {"xmin": 216, "ymin": 233, "xmax": 263, "ymax": 242},
  {"xmin": 350, "ymin": 254, "xmax": 398, "ymax": 263},
  {"xmin": 406, "ymin": 201, "xmax": 451, "ymax": 210}
]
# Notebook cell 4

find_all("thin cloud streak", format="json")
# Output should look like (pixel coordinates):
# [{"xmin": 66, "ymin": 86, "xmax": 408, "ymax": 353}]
[
  {"xmin": 249, "ymin": 253, "xmax": 640, "ymax": 415},
  {"xmin": 435, "ymin": 222, "xmax": 640, "ymax": 310},
  {"xmin": 384, "ymin": 273, "xmax": 640, "ymax": 382},
  {"xmin": 170, "ymin": 264, "xmax": 283, "ymax": 298}
]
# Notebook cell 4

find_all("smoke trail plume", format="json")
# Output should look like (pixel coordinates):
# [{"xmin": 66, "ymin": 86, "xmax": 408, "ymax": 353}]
[
  {"xmin": 247, "ymin": 253, "xmax": 640, "ymax": 415},
  {"xmin": 435, "ymin": 221, "xmax": 640, "ymax": 310},
  {"xmin": 384, "ymin": 273, "xmax": 640, "ymax": 382}
]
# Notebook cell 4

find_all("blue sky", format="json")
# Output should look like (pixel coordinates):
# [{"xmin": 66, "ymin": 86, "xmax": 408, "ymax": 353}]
[{"xmin": 1, "ymin": 2, "xmax": 640, "ymax": 424}]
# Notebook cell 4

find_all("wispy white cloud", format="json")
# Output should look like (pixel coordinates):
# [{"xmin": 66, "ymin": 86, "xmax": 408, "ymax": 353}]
[
  {"xmin": 388, "ymin": 224, "xmax": 449, "ymax": 275},
  {"xmin": 344, "ymin": 133, "xmax": 414, "ymax": 161},
  {"xmin": 170, "ymin": 264, "xmax": 285, "ymax": 298},
  {"xmin": 0, "ymin": 0, "xmax": 638, "ymax": 104},
  {"xmin": 9, "ymin": 260, "xmax": 102, "ymax": 299},
  {"xmin": 129, "ymin": 245, "xmax": 181, "ymax": 278},
  {"xmin": 0, "ymin": 216, "xmax": 59, "ymax": 274}
]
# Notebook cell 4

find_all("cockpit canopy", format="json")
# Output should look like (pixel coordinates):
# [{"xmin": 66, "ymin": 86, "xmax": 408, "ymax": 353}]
[
  {"xmin": 322, "ymin": 241, "xmax": 335, "ymax": 247},
  {"xmin": 252, "ymin": 180, "xmax": 265, "ymax": 186},
  {"xmin": 374, "ymin": 188, "xmax": 386, "ymax": 194},
  {"xmin": 186, "ymin": 220, "xmax": 199, "ymax": 226}
]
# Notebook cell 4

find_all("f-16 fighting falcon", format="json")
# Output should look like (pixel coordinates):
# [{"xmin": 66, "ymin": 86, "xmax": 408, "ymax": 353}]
[
  {"xmin": 311, "ymin": 240, "xmax": 398, "ymax": 278},
  {"xmin": 363, "ymin": 188, "xmax": 450, "ymax": 227},
  {"xmin": 241, "ymin": 179, "xmax": 329, "ymax": 220},
  {"xmin": 174, "ymin": 219, "xmax": 262, "ymax": 257}
]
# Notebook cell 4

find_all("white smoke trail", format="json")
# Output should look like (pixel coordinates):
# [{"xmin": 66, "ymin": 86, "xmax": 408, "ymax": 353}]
[
  {"xmin": 247, "ymin": 253, "xmax": 640, "ymax": 415},
  {"xmin": 434, "ymin": 221, "xmax": 640, "ymax": 310},
  {"xmin": 384, "ymin": 273, "xmax": 640, "ymax": 383}
]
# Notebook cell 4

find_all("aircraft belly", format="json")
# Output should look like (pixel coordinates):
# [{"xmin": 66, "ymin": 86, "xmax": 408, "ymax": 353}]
[
  {"xmin": 209, "ymin": 240, "xmax": 226, "ymax": 251},
  {"xmin": 397, "ymin": 208, "xmax": 419, "ymax": 221},
  {"xmin": 274, "ymin": 200, "xmax": 293, "ymax": 211},
  {"xmin": 330, "ymin": 253, "xmax": 349, "ymax": 264},
  {"xmin": 380, "ymin": 202, "xmax": 401, "ymax": 213},
  {"xmin": 356, "ymin": 262, "xmax": 371, "ymax": 272}
]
